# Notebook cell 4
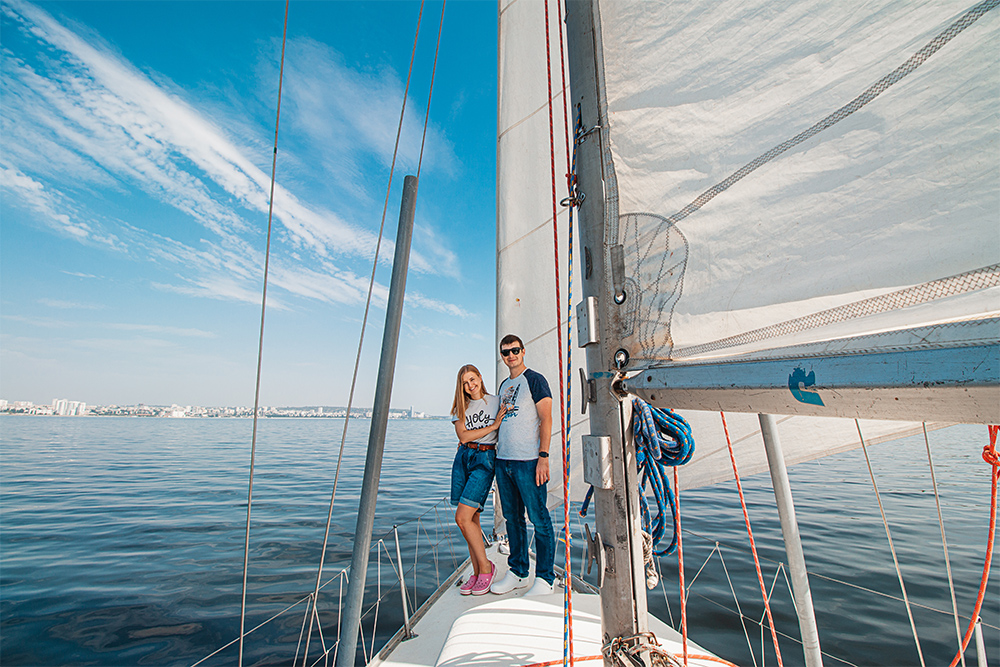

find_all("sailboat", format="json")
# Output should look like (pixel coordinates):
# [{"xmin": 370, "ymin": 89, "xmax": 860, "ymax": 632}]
[{"xmin": 200, "ymin": 0, "xmax": 998, "ymax": 665}]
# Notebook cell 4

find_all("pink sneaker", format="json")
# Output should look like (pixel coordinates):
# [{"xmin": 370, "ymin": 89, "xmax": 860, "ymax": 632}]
[
  {"xmin": 470, "ymin": 562, "xmax": 495, "ymax": 596},
  {"xmin": 460, "ymin": 573, "xmax": 479, "ymax": 595}
]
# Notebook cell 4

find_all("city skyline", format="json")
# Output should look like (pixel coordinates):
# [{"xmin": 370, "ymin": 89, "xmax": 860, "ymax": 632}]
[
  {"xmin": 1, "ymin": 396, "xmax": 445, "ymax": 418},
  {"xmin": 0, "ymin": 1, "xmax": 500, "ymax": 415}
]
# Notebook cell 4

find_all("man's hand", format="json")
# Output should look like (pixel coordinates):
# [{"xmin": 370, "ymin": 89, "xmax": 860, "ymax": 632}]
[{"xmin": 536, "ymin": 456, "xmax": 550, "ymax": 486}]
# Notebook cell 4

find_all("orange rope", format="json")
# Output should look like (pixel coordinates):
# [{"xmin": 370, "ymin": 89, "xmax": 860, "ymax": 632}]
[
  {"xmin": 675, "ymin": 466, "xmax": 688, "ymax": 667},
  {"xmin": 947, "ymin": 424, "xmax": 999, "ymax": 667},
  {"xmin": 720, "ymin": 412, "xmax": 784, "ymax": 667},
  {"xmin": 519, "ymin": 655, "xmax": 602, "ymax": 667}
]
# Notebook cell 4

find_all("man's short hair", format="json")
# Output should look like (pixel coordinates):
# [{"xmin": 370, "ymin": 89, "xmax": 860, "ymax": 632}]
[{"xmin": 499, "ymin": 334, "xmax": 523, "ymax": 350}]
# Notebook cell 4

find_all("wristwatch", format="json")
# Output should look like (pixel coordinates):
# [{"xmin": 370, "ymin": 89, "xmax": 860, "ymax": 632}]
[{"xmin": 538, "ymin": 451, "xmax": 549, "ymax": 458}]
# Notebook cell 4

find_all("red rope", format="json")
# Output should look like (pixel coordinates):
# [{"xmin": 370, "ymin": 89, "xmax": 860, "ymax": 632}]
[
  {"xmin": 675, "ymin": 466, "xmax": 688, "ymax": 667},
  {"xmin": 554, "ymin": 0, "xmax": 573, "ymax": 192},
  {"xmin": 947, "ymin": 424, "xmax": 999, "ymax": 667},
  {"xmin": 541, "ymin": 0, "xmax": 571, "ymax": 664},
  {"xmin": 720, "ymin": 412, "xmax": 784, "ymax": 667}
]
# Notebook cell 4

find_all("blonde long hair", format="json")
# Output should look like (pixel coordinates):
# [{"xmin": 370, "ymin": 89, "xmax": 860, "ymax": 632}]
[{"xmin": 451, "ymin": 364, "xmax": 490, "ymax": 423}]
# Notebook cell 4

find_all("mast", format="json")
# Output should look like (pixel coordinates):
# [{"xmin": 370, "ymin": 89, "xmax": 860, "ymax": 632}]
[
  {"xmin": 565, "ymin": 0, "xmax": 650, "ymax": 659},
  {"xmin": 336, "ymin": 175, "xmax": 418, "ymax": 667}
]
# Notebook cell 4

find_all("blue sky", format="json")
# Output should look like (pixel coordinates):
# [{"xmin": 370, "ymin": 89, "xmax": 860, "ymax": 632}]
[{"xmin": 0, "ymin": 0, "xmax": 498, "ymax": 413}]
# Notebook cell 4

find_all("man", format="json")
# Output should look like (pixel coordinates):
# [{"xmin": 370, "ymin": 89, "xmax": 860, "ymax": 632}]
[{"xmin": 490, "ymin": 334, "xmax": 556, "ymax": 596}]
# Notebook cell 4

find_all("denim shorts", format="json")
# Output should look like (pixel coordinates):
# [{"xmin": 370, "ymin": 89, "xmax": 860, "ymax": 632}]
[{"xmin": 450, "ymin": 445, "xmax": 496, "ymax": 511}]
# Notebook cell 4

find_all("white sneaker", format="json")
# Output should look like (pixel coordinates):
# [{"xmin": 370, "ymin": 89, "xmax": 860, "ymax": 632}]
[
  {"xmin": 490, "ymin": 571, "xmax": 528, "ymax": 594},
  {"xmin": 524, "ymin": 577, "xmax": 555, "ymax": 596}
]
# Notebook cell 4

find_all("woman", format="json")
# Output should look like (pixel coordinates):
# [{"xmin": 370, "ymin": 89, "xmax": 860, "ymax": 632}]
[{"xmin": 450, "ymin": 364, "xmax": 506, "ymax": 595}]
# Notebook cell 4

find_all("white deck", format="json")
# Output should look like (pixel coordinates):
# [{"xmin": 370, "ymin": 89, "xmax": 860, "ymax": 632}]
[{"xmin": 371, "ymin": 544, "xmax": 724, "ymax": 667}]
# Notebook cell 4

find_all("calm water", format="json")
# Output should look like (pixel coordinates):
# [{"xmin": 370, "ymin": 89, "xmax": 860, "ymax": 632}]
[{"xmin": 1, "ymin": 417, "xmax": 996, "ymax": 666}]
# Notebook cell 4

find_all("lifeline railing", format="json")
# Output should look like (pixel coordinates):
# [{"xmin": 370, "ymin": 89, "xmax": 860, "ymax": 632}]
[
  {"xmin": 195, "ymin": 492, "xmax": 995, "ymax": 666},
  {"xmin": 193, "ymin": 496, "xmax": 468, "ymax": 667},
  {"xmin": 643, "ymin": 528, "xmax": 998, "ymax": 667}
]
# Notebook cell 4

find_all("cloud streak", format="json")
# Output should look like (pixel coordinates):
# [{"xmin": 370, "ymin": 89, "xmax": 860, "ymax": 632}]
[{"xmin": 1, "ymin": 0, "xmax": 465, "ymax": 315}]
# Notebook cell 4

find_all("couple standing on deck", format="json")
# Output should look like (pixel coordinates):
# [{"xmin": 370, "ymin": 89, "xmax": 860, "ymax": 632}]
[{"xmin": 450, "ymin": 334, "xmax": 555, "ymax": 597}]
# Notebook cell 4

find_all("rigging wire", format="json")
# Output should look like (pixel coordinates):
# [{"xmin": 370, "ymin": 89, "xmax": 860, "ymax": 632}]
[
  {"xmin": 924, "ymin": 424, "xmax": 966, "ymax": 667},
  {"xmin": 416, "ymin": 0, "xmax": 446, "ymax": 181},
  {"xmin": 720, "ymin": 412, "xmax": 784, "ymax": 667},
  {"xmin": 856, "ymin": 420, "xmax": 926, "ymax": 667},
  {"xmin": 239, "ymin": 1, "xmax": 290, "ymax": 664},
  {"xmin": 947, "ymin": 424, "xmax": 999, "ymax": 667},
  {"xmin": 299, "ymin": 1, "xmax": 435, "ymax": 663},
  {"xmin": 314, "ymin": 4, "xmax": 446, "ymax": 664}
]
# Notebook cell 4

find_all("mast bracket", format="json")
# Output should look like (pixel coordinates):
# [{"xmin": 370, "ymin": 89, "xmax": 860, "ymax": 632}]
[
  {"xmin": 576, "ymin": 296, "xmax": 600, "ymax": 347},
  {"xmin": 583, "ymin": 435, "xmax": 614, "ymax": 489}
]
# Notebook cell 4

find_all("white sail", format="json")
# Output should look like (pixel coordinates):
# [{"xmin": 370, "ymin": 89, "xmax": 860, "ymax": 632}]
[
  {"xmin": 499, "ymin": 0, "xmax": 998, "ymax": 495},
  {"xmin": 592, "ymin": 0, "xmax": 999, "ymax": 486},
  {"xmin": 497, "ymin": 0, "xmax": 589, "ymax": 508},
  {"xmin": 597, "ymin": 0, "xmax": 999, "ymax": 364}
]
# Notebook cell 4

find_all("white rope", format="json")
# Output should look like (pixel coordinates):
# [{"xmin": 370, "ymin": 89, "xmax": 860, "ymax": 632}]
[
  {"xmin": 681, "ymin": 525, "xmax": 1000, "ymax": 629},
  {"xmin": 717, "ymin": 547, "xmax": 759, "ymax": 667},
  {"xmin": 856, "ymin": 420, "xmax": 926, "ymax": 667},
  {"xmin": 924, "ymin": 423, "xmax": 966, "ymax": 667},
  {"xmin": 692, "ymin": 594, "xmax": 862, "ymax": 667},
  {"xmin": 684, "ymin": 543, "xmax": 720, "ymax": 594}
]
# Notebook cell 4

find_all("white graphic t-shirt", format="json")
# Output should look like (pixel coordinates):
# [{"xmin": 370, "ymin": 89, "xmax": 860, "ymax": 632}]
[
  {"xmin": 451, "ymin": 395, "xmax": 501, "ymax": 444},
  {"xmin": 497, "ymin": 369, "xmax": 552, "ymax": 460}
]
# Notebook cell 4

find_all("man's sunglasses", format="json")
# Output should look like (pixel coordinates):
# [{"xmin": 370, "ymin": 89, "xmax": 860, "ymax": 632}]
[{"xmin": 500, "ymin": 346, "xmax": 523, "ymax": 357}]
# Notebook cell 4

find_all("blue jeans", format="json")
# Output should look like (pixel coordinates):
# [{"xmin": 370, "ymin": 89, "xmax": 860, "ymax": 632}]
[
  {"xmin": 450, "ymin": 445, "xmax": 496, "ymax": 511},
  {"xmin": 494, "ymin": 458, "xmax": 555, "ymax": 585}
]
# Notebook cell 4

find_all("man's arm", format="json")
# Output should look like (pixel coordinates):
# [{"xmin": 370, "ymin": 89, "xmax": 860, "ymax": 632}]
[{"xmin": 535, "ymin": 396, "xmax": 552, "ymax": 485}]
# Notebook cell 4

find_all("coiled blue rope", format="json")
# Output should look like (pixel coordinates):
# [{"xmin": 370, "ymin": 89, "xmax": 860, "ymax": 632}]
[{"xmin": 580, "ymin": 397, "xmax": 694, "ymax": 555}]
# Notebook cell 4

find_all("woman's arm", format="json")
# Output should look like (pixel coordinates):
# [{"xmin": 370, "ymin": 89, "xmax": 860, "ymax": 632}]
[{"xmin": 453, "ymin": 405, "xmax": 507, "ymax": 443}]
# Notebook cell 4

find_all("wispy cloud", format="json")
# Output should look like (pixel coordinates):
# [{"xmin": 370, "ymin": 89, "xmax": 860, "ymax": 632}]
[
  {"xmin": 404, "ymin": 323, "xmax": 461, "ymax": 338},
  {"xmin": 411, "ymin": 220, "xmax": 460, "ymax": 278},
  {"xmin": 1, "ymin": 0, "xmax": 466, "ymax": 315},
  {"xmin": 106, "ymin": 323, "xmax": 216, "ymax": 338},
  {"xmin": 280, "ymin": 37, "xmax": 458, "ymax": 202},
  {"xmin": 0, "ymin": 165, "xmax": 120, "ymax": 247},
  {"xmin": 38, "ymin": 299, "xmax": 103, "ymax": 310},
  {"xmin": 3, "ymin": 314, "xmax": 215, "ymax": 339},
  {"xmin": 408, "ymin": 292, "xmax": 470, "ymax": 317}
]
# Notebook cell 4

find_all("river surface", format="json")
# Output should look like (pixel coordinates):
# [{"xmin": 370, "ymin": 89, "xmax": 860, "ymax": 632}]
[{"xmin": 1, "ymin": 416, "xmax": 996, "ymax": 666}]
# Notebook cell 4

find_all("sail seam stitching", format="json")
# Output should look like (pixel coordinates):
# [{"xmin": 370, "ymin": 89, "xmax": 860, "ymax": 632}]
[
  {"xmin": 672, "ymin": 264, "xmax": 1000, "ymax": 359},
  {"xmin": 659, "ymin": 0, "xmax": 999, "ymax": 230}
]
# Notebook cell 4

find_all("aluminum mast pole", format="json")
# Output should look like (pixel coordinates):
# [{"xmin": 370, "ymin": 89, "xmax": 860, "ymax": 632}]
[
  {"xmin": 336, "ymin": 175, "xmax": 417, "ymax": 667},
  {"xmin": 759, "ymin": 413, "xmax": 824, "ymax": 667},
  {"xmin": 565, "ymin": 1, "xmax": 649, "ymax": 661}
]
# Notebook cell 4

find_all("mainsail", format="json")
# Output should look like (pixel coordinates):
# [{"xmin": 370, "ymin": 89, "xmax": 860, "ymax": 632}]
[
  {"xmin": 601, "ymin": 0, "xmax": 998, "ymax": 365},
  {"xmin": 497, "ymin": 0, "xmax": 589, "ymax": 507},
  {"xmin": 500, "ymin": 0, "xmax": 998, "ymax": 492}
]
